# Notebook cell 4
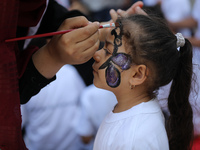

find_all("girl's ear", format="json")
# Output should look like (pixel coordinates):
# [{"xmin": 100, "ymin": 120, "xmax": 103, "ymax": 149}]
[{"xmin": 129, "ymin": 64, "xmax": 148, "ymax": 86}]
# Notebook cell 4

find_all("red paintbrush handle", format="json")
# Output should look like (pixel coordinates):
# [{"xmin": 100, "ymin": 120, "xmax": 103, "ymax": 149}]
[
  {"xmin": 5, "ymin": 23, "xmax": 116, "ymax": 42},
  {"xmin": 5, "ymin": 29, "xmax": 74, "ymax": 42}
]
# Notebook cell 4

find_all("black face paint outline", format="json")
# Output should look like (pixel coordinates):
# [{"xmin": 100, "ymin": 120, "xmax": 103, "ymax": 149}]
[{"xmin": 99, "ymin": 21, "xmax": 132, "ymax": 88}]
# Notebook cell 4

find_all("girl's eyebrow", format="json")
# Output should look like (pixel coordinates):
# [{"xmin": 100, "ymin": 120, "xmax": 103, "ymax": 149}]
[{"xmin": 105, "ymin": 40, "xmax": 114, "ymax": 46}]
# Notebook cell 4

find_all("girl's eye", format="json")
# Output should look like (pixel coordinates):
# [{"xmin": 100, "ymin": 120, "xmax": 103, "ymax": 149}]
[{"xmin": 103, "ymin": 48, "xmax": 111, "ymax": 55}]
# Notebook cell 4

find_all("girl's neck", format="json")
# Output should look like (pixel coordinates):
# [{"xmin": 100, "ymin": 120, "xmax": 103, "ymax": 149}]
[{"xmin": 113, "ymin": 91, "xmax": 150, "ymax": 113}]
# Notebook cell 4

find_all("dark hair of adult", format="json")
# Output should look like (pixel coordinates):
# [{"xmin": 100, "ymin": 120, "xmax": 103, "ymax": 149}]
[{"xmin": 118, "ymin": 14, "xmax": 193, "ymax": 150}]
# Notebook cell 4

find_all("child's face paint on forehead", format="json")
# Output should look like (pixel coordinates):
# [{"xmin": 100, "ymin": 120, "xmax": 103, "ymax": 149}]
[
  {"xmin": 111, "ymin": 23, "xmax": 123, "ymax": 55},
  {"xmin": 99, "ymin": 21, "xmax": 132, "ymax": 88}
]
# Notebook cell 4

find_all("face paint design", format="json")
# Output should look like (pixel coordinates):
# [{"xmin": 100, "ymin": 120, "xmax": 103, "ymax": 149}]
[
  {"xmin": 112, "ymin": 53, "xmax": 132, "ymax": 70},
  {"xmin": 106, "ymin": 63, "xmax": 121, "ymax": 87},
  {"xmin": 99, "ymin": 21, "xmax": 132, "ymax": 88}
]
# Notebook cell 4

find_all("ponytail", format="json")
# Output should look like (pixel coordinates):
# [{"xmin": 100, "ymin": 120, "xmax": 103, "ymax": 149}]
[{"xmin": 167, "ymin": 39, "xmax": 193, "ymax": 150}]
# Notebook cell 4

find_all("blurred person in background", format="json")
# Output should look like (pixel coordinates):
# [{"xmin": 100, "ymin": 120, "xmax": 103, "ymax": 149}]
[
  {"xmin": 21, "ymin": 64, "xmax": 86, "ymax": 150},
  {"xmin": 57, "ymin": 0, "xmax": 142, "ymax": 22},
  {"xmin": 75, "ymin": 84, "xmax": 117, "ymax": 150}
]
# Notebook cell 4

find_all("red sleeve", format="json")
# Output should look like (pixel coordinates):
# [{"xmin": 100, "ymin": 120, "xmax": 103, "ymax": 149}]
[{"xmin": 18, "ymin": 0, "xmax": 47, "ymax": 27}]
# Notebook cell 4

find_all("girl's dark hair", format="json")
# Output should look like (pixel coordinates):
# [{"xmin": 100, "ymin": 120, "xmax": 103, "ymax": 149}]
[{"xmin": 119, "ymin": 15, "xmax": 193, "ymax": 150}]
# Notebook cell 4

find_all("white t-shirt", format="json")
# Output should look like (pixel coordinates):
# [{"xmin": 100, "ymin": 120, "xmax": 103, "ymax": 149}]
[
  {"xmin": 93, "ymin": 99, "xmax": 169, "ymax": 150},
  {"xmin": 21, "ymin": 65, "xmax": 86, "ymax": 150}
]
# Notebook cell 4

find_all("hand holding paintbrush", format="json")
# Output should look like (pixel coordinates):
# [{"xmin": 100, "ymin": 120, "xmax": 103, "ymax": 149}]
[{"xmin": 31, "ymin": 16, "xmax": 106, "ymax": 79}]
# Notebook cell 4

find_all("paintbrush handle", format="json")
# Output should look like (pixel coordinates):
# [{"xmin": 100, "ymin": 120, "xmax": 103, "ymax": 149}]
[
  {"xmin": 5, "ymin": 23, "xmax": 116, "ymax": 42},
  {"xmin": 5, "ymin": 29, "xmax": 74, "ymax": 42}
]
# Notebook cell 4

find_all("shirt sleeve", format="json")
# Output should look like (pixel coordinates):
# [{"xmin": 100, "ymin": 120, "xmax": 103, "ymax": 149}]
[{"xmin": 19, "ymin": 49, "xmax": 56, "ymax": 104}]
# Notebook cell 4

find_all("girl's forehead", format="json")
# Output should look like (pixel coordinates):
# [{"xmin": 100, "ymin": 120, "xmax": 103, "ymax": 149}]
[
  {"xmin": 105, "ymin": 29, "xmax": 115, "ymax": 41},
  {"xmin": 105, "ymin": 29, "xmax": 128, "ymax": 54}
]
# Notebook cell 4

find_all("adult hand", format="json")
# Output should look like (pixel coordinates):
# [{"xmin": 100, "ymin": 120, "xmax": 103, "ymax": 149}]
[
  {"xmin": 99, "ymin": 1, "xmax": 147, "ymax": 43},
  {"xmin": 33, "ymin": 16, "xmax": 100, "ymax": 78},
  {"xmin": 47, "ymin": 16, "xmax": 100, "ymax": 65},
  {"xmin": 110, "ymin": 1, "xmax": 147, "ymax": 22}
]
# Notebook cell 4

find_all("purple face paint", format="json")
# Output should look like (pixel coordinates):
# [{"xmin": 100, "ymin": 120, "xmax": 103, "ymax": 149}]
[
  {"xmin": 99, "ymin": 21, "xmax": 132, "ymax": 88},
  {"xmin": 112, "ymin": 53, "xmax": 132, "ymax": 70},
  {"xmin": 106, "ymin": 63, "xmax": 120, "ymax": 87}
]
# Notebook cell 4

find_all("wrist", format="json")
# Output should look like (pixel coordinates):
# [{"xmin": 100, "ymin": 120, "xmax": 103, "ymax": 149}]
[{"xmin": 32, "ymin": 44, "xmax": 63, "ymax": 79}]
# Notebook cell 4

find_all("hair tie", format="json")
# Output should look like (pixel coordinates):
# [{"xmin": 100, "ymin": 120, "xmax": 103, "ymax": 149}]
[{"xmin": 175, "ymin": 33, "xmax": 185, "ymax": 48}]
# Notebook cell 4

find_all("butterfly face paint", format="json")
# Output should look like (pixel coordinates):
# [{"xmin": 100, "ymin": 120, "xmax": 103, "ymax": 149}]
[{"xmin": 99, "ymin": 22, "xmax": 132, "ymax": 88}]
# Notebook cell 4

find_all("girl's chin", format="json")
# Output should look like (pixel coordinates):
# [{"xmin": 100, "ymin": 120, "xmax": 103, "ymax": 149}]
[{"xmin": 93, "ymin": 82, "xmax": 111, "ymax": 91}]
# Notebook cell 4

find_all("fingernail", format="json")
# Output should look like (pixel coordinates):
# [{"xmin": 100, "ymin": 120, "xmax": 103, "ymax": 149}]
[
  {"xmin": 117, "ymin": 9, "xmax": 122, "ymax": 13},
  {"xmin": 136, "ymin": 6, "xmax": 141, "ymax": 11},
  {"xmin": 110, "ymin": 9, "xmax": 114, "ymax": 13},
  {"xmin": 95, "ymin": 22, "xmax": 100, "ymax": 26}
]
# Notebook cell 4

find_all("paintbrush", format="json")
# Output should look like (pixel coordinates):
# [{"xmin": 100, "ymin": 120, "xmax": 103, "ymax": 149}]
[{"xmin": 5, "ymin": 23, "xmax": 117, "ymax": 42}]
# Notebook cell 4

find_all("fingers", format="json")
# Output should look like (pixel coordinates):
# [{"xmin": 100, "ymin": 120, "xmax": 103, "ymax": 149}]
[
  {"xmin": 71, "ymin": 27, "xmax": 100, "ymax": 64},
  {"xmin": 75, "ymin": 28, "xmax": 99, "ymax": 52},
  {"xmin": 110, "ymin": 9, "xmax": 119, "ymax": 22},
  {"xmin": 65, "ymin": 26, "xmax": 100, "ymax": 64},
  {"xmin": 58, "ymin": 16, "xmax": 90, "ymax": 31},
  {"xmin": 56, "ymin": 17, "xmax": 100, "ymax": 64},
  {"xmin": 125, "ymin": 1, "xmax": 144, "ymax": 15},
  {"xmin": 64, "ymin": 21, "xmax": 100, "ymax": 43},
  {"xmin": 81, "ymin": 39, "xmax": 100, "ymax": 63},
  {"xmin": 116, "ymin": 1, "xmax": 147, "ymax": 17},
  {"xmin": 47, "ymin": 16, "xmax": 101, "ymax": 65},
  {"xmin": 116, "ymin": 9, "xmax": 127, "ymax": 17}
]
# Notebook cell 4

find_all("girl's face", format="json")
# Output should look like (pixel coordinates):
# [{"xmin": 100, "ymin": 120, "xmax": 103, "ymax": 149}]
[{"xmin": 93, "ymin": 27, "xmax": 132, "ymax": 91}]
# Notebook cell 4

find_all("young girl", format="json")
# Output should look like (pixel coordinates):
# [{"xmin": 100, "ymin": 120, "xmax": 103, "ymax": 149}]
[{"xmin": 92, "ymin": 14, "xmax": 193, "ymax": 150}]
